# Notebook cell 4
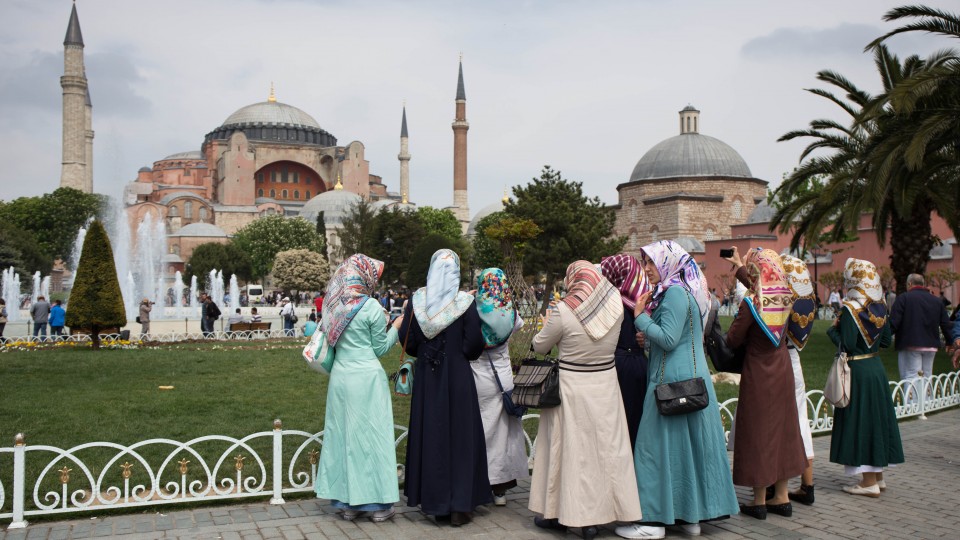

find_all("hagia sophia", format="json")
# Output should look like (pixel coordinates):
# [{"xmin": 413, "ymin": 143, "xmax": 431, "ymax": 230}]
[{"xmin": 57, "ymin": 3, "xmax": 958, "ymax": 300}]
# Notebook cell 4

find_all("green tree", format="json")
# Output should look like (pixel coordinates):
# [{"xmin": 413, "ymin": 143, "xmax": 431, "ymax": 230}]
[
  {"xmin": 405, "ymin": 234, "xmax": 465, "ymax": 289},
  {"xmin": 0, "ymin": 222, "xmax": 52, "ymax": 276},
  {"xmin": 416, "ymin": 206, "xmax": 462, "ymax": 242},
  {"xmin": 231, "ymin": 215, "xmax": 326, "ymax": 279},
  {"xmin": 272, "ymin": 249, "xmax": 331, "ymax": 295},
  {"xmin": 65, "ymin": 220, "xmax": 126, "ymax": 349},
  {"xmin": 336, "ymin": 199, "xmax": 378, "ymax": 260},
  {"xmin": 367, "ymin": 207, "xmax": 426, "ymax": 287},
  {"xmin": 0, "ymin": 187, "xmax": 105, "ymax": 261},
  {"xmin": 186, "ymin": 242, "xmax": 253, "ymax": 283},
  {"xmin": 505, "ymin": 166, "xmax": 625, "ymax": 283},
  {"xmin": 471, "ymin": 211, "xmax": 508, "ymax": 270},
  {"xmin": 772, "ymin": 44, "xmax": 956, "ymax": 292}
]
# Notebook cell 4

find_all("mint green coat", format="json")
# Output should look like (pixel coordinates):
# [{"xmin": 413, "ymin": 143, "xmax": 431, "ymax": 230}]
[{"xmin": 315, "ymin": 298, "xmax": 400, "ymax": 505}]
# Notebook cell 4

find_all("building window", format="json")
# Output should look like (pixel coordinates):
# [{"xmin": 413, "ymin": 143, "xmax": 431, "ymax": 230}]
[
  {"xmin": 199, "ymin": 207, "xmax": 208, "ymax": 221},
  {"xmin": 184, "ymin": 201, "xmax": 193, "ymax": 219},
  {"xmin": 294, "ymin": 190, "xmax": 300, "ymax": 199},
  {"xmin": 293, "ymin": 172, "xmax": 299, "ymax": 184},
  {"xmin": 257, "ymin": 173, "xmax": 264, "ymax": 183},
  {"xmin": 258, "ymin": 188, "xmax": 264, "ymax": 197},
  {"xmin": 271, "ymin": 171, "xmax": 277, "ymax": 183},
  {"xmin": 629, "ymin": 200, "xmax": 638, "ymax": 222},
  {"xmin": 306, "ymin": 176, "xmax": 312, "ymax": 184},
  {"xmin": 305, "ymin": 190, "xmax": 311, "ymax": 199},
  {"xmin": 270, "ymin": 189, "xmax": 276, "ymax": 198},
  {"xmin": 705, "ymin": 227, "xmax": 716, "ymax": 241},
  {"xmin": 282, "ymin": 189, "xmax": 288, "ymax": 198},
  {"xmin": 650, "ymin": 226, "xmax": 659, "ymax": 242},
  {"xmin": 183, "ymin": 169, "xmax": 191, "ymax": 177},
  {"xmin": 732, "ymin": 199, "xmax": 743, "ymax": 219},
  {"xmin": 168, "ymin": 206, "xmax": 179, "ymax": 217},
  {"xmin": 630, "ymin": 231, "xmax": 638, "ymax": 251}
]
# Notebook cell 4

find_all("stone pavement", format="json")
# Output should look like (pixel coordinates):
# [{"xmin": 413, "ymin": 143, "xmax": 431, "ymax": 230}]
[{"xmin": 4, "ymin": 407, "xmax": 959, "ymax": 540}]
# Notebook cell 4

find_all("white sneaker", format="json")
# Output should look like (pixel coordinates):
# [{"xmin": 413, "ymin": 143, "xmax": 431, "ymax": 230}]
[
  {"xmin": 370, "ymin": 508, "xmax": 396, "ymax": 522},
  {"xmin": 341, "ymin": 509, "xmax": 365, "ymax": 520},
  {"xmin": 615, "ymin": 524, "xmax": 666, "ymax": 539},
  {"xmin": 492, "ymin": 493, "xmax": 507, "ymax": 506}
]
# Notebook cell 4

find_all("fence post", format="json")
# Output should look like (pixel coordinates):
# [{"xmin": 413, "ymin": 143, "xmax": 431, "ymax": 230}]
[
  {"xmin": 270, "ymin": 419, "xmax": 285, "ymax": 505},
  {"xmin": 918, "ymin": 370, "xmax": 927, "ymax": 420},
  {"xmin": 9, "ymin": 433, "xmax": 28, "ymax": 529}
]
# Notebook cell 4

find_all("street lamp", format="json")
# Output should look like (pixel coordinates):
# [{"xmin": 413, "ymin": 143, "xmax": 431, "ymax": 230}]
[
  {"xmin": 807, "ymin": 244, "xmax": 825, "ymax": 316},
  {"xmin": 383, "ymin": 237, "xmax": 394, "ymax": 287}
]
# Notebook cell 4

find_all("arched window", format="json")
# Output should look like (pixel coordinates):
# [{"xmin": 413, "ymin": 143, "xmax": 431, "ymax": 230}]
[
  {"xmin": 705, "ymin": 227, "xmax": 716, "ymax": 241},
  {"xmin": 270, "ymin": 189, "xmax": 276, "ymax": 198},
  {"xmin": 282, "ymin": 189, "xmax": 288, "ymax": 198},
  {"xmin": 630, "ymin": 231, "xmax": 638, "ymax": 251},
  {"xmin": 650, "ymin": 226, "xmax": 659, "ymax": 242},
  {"xmin": 184, "ymin": 201, "xmax": 193, "ymax": 219},
  {"xmin": 305, "ymin": 191, "xmax": 311, "ymax": 199},
  {"xmin": 629, "ymin": 199, "xmax": 638, "ymax": 223},
  {"xmin": 258, "ymin": 188, "xmax": 264, "ymax": 197},
  {"xmin": 266, "ymin": 208, "xmax": 276, "ymax": 216},
  {"xmin": 199, "ymin": 207, "xmax": 208, "ymax": 221},
  {"xmin": 732, "ymin": 199, "xmax": 743, "ymax": 219},
  {"xmin": 294, "ymin": 190, "xmax": 300, "ymax": 200},
  {"xmin": 168, "ymin": 206, "xmax": 179, "ymax": 217}
]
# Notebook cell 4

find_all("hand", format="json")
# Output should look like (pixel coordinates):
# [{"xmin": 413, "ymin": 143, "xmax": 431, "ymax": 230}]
[
  {"xmin": 467, "ymin": 289, "xmax": 477, "ymax": 296},
  {"xmin": 392, "ymin": 314, "xmax": 404, "ymax": 330},
  {"xmin": 723, "ymin": 246, "xmax": 743, "ymax": 268},
  {"xmin": 634, "ymin": 291, "xmax": 652, "ymax": 317},
  {"xmin": 952, "ymin": 348, "xmax": 960, "ymax": 370},
  {"xmin": 635, "ymin": 331, "xmax": 645, "ymax": 348}
]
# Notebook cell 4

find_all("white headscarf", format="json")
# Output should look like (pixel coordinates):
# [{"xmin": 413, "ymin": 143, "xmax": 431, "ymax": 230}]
[{"xmin": 412, "ymin": 249, "xmax": 474, "ymax": 339}]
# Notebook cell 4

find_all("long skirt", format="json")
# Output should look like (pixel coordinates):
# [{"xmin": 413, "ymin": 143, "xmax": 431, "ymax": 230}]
[
  {"xmin": 830, "ymin": 357, "xmax": 904, "ymax": 469},
  {"xmin": 470, "ymin": 350, "xmax": 529, "ymax": 487}
]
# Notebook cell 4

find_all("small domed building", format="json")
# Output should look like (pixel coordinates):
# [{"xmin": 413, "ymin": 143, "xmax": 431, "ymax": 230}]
[{"xmin": 612, "ymin": 106, "xmax": 768, "ymax": 254}]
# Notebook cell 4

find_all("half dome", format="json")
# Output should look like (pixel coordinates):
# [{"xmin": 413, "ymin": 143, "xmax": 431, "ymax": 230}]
[
  {"xmin": 299, "ymin": 190, "xmax": 363, "ymax": 227},
  {"xmin": 630, "ymin": 133, "xmax": 752, "ymax": 181},
  {"xmin": 170, "ymin": 222, "xmax": 229, "ymax": 237}
]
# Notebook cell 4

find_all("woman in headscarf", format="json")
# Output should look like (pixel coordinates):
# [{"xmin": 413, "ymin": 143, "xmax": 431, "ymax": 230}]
[
  {"xmin": 529, "ymin": 261, "xmax": 640, "ymax": 540},
  {"xmin": 398, "ymin": 249, "xmax": 489, "ymax": 526},
  {"xmin": 600, "ymin": 254, "xmax": 650, "ymax": 452},
  {"xmin": 723, "ymin": 247, "xmax": 806, "ymax": 520},
  {"xmin": 470, "ymin": 268, "xmax": 529, "ymax": 506},
  {"xmin": 780, "ymin": 254, "xmax": 818, "ymax": 505},
  {"xmin": 829, "ymin": 258, "xmax": 903, "ymax": 497},
  {"xmin": 314, "ymin": 254, "xmax": 403, "ymax": 523},
  {"xmin": 616, "ymin": 241, "xmax": 737, "ymax": 540}
]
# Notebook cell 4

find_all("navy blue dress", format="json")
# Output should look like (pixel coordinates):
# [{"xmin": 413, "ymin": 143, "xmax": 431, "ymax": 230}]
[
  {"xmin": 615, "ymin": 306, "xmax": 648, "ymax": 451},
  {"xmin": 399, "ymin": 301, "xmax": 492, "ymax": 515}
]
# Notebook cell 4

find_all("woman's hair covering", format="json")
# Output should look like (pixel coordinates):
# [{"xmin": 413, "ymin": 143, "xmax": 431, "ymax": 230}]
[
  {"xmin": 600, "ymin": 253, "xmax": 649, "ymax": 311},
  {"xmin": 639, "ymin": 240, "xmax": 710, "ymax": 327},
  {"xmin": 475, "ymin": 268, "xmax": 517, "ymax": 348},
  {"xmin": 321, "ymin": 253, "xmax": 383, "ymax": 347},
  {"xmin": 780, "ymin": 254, "xmax": 816, "ymax": 350},
  {"xmin": 842, "ymin": 258, "xmax": 888, "ymax": 346},
  {"xmin": 741, "ymin": 248, "xmax": 793, "ymax": 346},
  {"xmin": 561, "ymin": 260, "xmax": 623, "ymax": 341},
  {"xmin": 412, "ymin": 249, "xmax": 474, "ymax": 339}
]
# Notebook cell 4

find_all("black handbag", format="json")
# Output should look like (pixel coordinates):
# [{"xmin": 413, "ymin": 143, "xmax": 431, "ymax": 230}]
[
  {"xmin": 488, "ymin": 356, "xmax": 527, "ymax": 418},
  {"xmin": 704, "ymin": 313, "xmax": 744, "ymax": 374},
  {"xmin": 654, "ymin": 295, "xmax": 709, "ymax": 416},
  {"xmin": 512, "ymin": 348, "xmax": 561, "ymax": 409}
]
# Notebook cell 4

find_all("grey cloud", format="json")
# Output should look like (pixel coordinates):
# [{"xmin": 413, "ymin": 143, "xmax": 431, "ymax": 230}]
[
  {"xmin": 85, "ymin": 52, "xmax": 151, "ymax": 116},
  {"xmin": 0, "ymin": 51, "xmax": 62, "ymax": 116},
  {"xmin": 742, "ymin": 24, "xmax": 886, "ymax": 59}
]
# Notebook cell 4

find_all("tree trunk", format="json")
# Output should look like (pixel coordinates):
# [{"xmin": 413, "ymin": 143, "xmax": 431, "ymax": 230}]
[
  {"xmin": 889, "ymin": 201, "xmax": 935, "ymax": 294},
  {"xmin": 90, "ymin": 324, "xmax": 101, "ymax": 350}
]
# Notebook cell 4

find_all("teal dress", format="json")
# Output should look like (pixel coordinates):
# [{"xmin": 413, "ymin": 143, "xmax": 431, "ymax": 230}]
[
  {"xmin": 828, "ymin": 311, "xmax": 904, "ymax": 469},
  {"xmin": 633, "ymin": 286, "xmax": 739, "ymax": 524},
  {"xmin": 315, "ymin": 298, "xmax": 400, "ymax": 510}
]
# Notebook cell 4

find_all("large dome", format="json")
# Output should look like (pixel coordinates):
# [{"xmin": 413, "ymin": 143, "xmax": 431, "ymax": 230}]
[
  {"xmin": 221, "ymin": 101, "xmax": 322, "ymax": 129},
  {"xmin": 299, "ymin": 190, "xmax": 363, "ymax": 227},
  {"xmin": 467, "ymin": 200, "xmax": 505, "ymax": 236},
  {"xmin": 630, "ymin": 133, "xmax": 752, "ymax": 181}
]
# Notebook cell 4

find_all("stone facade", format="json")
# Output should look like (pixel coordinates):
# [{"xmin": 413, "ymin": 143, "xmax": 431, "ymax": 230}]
[{"xmin": 60, "ymin": 4, "xmax": 92, "ymax": 193}]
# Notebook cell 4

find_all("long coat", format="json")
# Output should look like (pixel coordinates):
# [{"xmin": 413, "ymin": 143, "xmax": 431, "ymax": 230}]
[{"xmin": 398, "ymin": 301, "xmax": 492, "ymax": 515}]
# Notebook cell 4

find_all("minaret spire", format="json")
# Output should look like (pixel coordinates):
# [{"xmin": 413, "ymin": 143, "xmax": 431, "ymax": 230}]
[
  {"xmin": 64, "ymin": 2, "xmax": 84, "ymax": 46},
  {"xmin": 398, "ymin": 103, "xmax": 411, "ymax": 204},
  {"xmin": 452, "ymin": 57, "xmax": 470, "ymax": 230},
  {"xmin": 60, "ymin": 0, "xmax": 92, "ymax": 193}
]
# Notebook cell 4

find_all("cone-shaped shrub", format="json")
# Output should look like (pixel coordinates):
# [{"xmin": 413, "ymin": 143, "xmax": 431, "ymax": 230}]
[{"xmin": 65, "ymin": 220, "xmax": 126, "ymax": 349}]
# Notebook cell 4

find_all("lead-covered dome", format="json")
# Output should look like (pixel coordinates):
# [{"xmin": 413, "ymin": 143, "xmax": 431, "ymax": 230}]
[
  {"xmin": 221, "ymin": 101, "xmax": 322, "ymax": 130},
  {"xmin": 299, "ymin": 190, "xmax": 363, "ymax": 227},
  {"xmin": 205, "ymin": 94, "xmax": 337, "ymax": 147},
  {"xmin": 629, "ymin": 105, "xmax": 752, "ymax": 181}
]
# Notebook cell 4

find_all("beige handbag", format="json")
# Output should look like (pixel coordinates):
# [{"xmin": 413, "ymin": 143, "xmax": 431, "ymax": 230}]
[{"xmin": 824, "ymin": 341, "xmax": 851, "ymax": 408}]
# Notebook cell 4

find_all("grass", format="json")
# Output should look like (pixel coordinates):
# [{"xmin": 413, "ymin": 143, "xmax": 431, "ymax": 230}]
[{"xmin": 0, "ymin": 321, "xmax": 955, "ymax": 517}]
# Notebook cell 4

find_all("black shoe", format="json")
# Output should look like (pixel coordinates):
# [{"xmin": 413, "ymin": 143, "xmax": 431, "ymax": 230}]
[
  {"xmin": 580, "ymin": 526, "xmax": 599, "ymax": 540},
  {"xmin": 434, "ymin": 514, "xmax": 451, "ymax": 522},
  {"xmin": 534, "ymin": 517, "xmax": 567, "ymax": 531},
  {"xmin": 765, "ymin": 501, "xmax": 793, "ymax": 517},
  {"xmin": 788, "ymin": 484, "xmax": 815, "ymax": 505},
  {"xmin": 739, "ymin": 504, "xmax": 767, "ymax": 520},
  {"xmin": 450, "ymin": 512, "xmax": 472, "ymax": 527}
]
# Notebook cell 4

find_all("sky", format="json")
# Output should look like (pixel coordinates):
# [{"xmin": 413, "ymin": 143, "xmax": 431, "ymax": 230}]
[{"xmin": 0, "ymin": 0, "xmax": 954, "ymax": 215}]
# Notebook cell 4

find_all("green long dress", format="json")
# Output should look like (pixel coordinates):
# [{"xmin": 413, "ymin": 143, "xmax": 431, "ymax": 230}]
[
  {"xmin": 633, "ymin": 286, "xmax": 739, "ymax": 524},
  {"xmin": 828, "ymin": 311, "xmax": 904, "ymax": 469},
  {"xmin": 315, "ymin": 298, "xmax": 400, "ymax": 508}
]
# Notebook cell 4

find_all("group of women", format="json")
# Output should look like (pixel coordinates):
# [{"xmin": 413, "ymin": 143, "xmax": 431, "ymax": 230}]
[{"xmin": 308, "ymin": 241, "xmax": 905, "ymax": 539}]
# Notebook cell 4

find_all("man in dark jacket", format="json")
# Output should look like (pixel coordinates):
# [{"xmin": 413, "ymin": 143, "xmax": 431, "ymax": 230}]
[{"xmin": 889, "ymin": 274, "xmax": 953, "ymax": 403}]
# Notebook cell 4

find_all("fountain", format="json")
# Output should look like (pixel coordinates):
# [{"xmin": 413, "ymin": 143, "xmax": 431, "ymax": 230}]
[
  {"xmin": 31, "ymin": 272, "xmax": 41, "ymax": 305},
  {"xmin": 189, "ymin": 275, "xmax": 199, "ymax": 310},
  {"xmin": 1, "ymin": 267, "xmax": 22, "ymax": 322},
  {"xmin": 173, "ymin": 271, "xmax": 186, "ymax": 319},
  {"xmin": 208, "ymin": 270, "xmax": 224, "ymax": 309},
  {"xmin": 229, "ymin": 274, "xmax": 240, "ymax": 312}
]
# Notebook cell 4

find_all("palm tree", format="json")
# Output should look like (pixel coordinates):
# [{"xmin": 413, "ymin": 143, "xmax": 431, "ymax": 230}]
[{"xmin": 771, "ymin": 45, "xmax": 956, "ymax": 292}]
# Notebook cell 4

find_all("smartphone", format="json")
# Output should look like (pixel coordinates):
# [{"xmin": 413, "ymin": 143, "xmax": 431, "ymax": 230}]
[{"xmin": 719, "ymin": 248, "xmax": 734, "ymax": 258}]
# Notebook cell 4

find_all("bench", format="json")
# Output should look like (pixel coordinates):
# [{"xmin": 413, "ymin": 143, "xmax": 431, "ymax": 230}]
[{"xmin": 228, "ymin": 322, "xmax": 272, "ymax": 337}]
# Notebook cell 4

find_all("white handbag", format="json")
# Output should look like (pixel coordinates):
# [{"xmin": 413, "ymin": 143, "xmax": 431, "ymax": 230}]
[
  {"xmin": 302, "ymin": 328, "xmax": 332, "ymax": 374},
  {"xmin": 824, "ymin": 341, "xmax": 851, "ymax": 408}
]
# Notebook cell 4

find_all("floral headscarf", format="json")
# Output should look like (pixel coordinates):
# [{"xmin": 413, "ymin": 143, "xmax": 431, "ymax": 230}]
[
  {"xmin": 600, "ymin": 254, "xmax": 649, "ymax": 311},
  {"xmin": 475, "ymin": 268, "xmax": 516, "ymax": 348},
  {"xmin": 741, "ymin": 248, "xmax": 793, "ymax": 346},
  {"xmin": 780, "ymin": 254, "xmax": 816, "ymax": 351},
  {"xmin": 412, "ymin": 249, "xmax": 474, "ymax": 339},
  {"xmin": 842, "ymin": 258, "xmax": 888, "ymax": 346},
  {"xmin": 639, "ymin": 240, "xmax": 710, "ymax": 328},
  {"xmin": 322, "ymin": 254, "xmax": 383, "ymax": 347},
  {"xmin": 561, "ymin": 260, "xmax": 623, "ymax": 341}
]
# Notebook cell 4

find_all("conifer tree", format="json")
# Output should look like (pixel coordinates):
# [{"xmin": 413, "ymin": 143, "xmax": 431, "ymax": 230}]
[{"xmin": 65, "ymin": 220, "xmax": 127, "ymax": 349}]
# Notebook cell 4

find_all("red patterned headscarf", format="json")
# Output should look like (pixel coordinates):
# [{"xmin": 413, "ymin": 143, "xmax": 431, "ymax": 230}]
[
  {"xmin": 600, "ymin": 254, "xmax": 649, "ymax": 311},
  {"xmin": 561, "ymin": 261, "xmax": 622, "ymax": 341}
]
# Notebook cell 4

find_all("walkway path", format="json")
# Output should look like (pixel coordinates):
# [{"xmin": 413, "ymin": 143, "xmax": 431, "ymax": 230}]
[{"xmin": 3, "ymin": 407, "xmax": 959, "ymax": 540}]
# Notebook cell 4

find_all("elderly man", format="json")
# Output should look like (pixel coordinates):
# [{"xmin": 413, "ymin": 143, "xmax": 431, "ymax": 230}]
[{"xmin": 889, "ymin": 274, "xmax": 953, "ymax": 403}]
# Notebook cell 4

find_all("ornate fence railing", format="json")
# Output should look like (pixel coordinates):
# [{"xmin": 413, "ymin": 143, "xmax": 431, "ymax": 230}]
[
  {"xmin": 2, "ymin": 373, "xmax": 958, "ymax": 528},
  {"xmin": 0, "ymin": 330, "xmax": 301, "ymax": 348}
]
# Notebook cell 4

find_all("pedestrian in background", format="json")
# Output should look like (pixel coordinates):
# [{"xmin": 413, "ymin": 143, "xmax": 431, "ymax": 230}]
[
  {"xmin": 889, "ymin": 274, "xmax": 953, "ymax": 404},
  {"xmin": 30, "ymin": 295, "xmax": 51, "ymax": 340},
  {"xmin": 49, "ymin": 300, "xmax": 66, "ymax": 338},
  {"xmin": 139, "ymin": 298, "xmax": 153, "ymax": 336},
  {"xmin": 0, "ymin": 299, "xmax": 8, "ymax": 343},
  {"xmin": 280, "ymin": 297, "xmax": 296, "ymax": 336}
]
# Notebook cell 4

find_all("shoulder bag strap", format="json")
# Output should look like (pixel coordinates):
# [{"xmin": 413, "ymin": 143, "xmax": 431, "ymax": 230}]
[{"xmin": 488, "ymin": 354, "xmax": 508, "ymax": 393}]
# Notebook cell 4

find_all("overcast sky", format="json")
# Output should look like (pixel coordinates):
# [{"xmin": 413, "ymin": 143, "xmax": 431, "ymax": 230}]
[{"xmin": 0, "ymin": 0, "xmax": 953, "ymax": 215}]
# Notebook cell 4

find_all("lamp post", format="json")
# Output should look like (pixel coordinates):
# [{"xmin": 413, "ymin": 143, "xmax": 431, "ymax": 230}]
[
  {"xmin": 807, "ymin": 244, "xmax": 825, "ymax": 317},
  {"xmin": 383, "ymin": 237, "xmax": 394, "ymax": 288}
]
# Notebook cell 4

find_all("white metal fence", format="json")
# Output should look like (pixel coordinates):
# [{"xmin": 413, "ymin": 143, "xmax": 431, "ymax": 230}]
[
  {"xmin": 1, "ymin": 373, "xmax": 958, "ymax": 529},
  {"xmin": 0, "ymin": 330, "xmax": 302, "ymax": 347}
]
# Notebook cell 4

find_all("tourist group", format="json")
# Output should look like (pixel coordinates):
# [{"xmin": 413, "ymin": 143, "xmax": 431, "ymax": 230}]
[{"xmin": 306, "ymin": 240, "xmax": 909, "ymax": 540}]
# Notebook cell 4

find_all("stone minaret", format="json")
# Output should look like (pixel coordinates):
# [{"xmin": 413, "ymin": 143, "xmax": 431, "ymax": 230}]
[
  {"xmin": 452, "ymin": 59, "xmax": 470, "ymax": 226},
  {"xmin": 398, "ymin": 104, "xmax": 411, "ymax": 203},
  {"xmin": 60, "ymin": 2, "xmax": 92, "ymax": 193}
]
